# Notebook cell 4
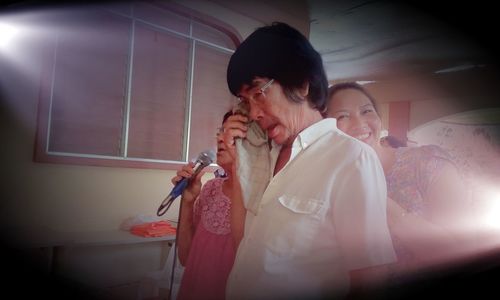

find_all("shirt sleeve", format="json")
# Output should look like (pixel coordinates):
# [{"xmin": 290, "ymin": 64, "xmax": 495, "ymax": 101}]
[{"xmin": 333, "ymin": 146, "xmax": 396, "ymax": 271}]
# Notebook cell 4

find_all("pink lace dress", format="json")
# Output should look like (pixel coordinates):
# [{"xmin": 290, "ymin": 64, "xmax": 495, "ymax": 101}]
[
  {"xmin": 386, "ymin": 145, "xmax": 455, "ymax": 264},
  {"xmin": 177, "ymin": 177, "xmax": 236, "ymax": 300}
]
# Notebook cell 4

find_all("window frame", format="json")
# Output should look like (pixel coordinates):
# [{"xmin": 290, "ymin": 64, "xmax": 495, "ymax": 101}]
[{"xmin": 34, "ymin": 1, "xmax": 241, "ymax": 170}]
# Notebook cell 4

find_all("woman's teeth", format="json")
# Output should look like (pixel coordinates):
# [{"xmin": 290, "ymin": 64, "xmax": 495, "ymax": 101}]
[{"xmin": 355, "ymin": 133, "xmax": 370, "ymax": 140}]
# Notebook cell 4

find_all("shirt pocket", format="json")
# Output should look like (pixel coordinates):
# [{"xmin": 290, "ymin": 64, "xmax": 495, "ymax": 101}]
[
  {"xmin": 278, "ymin": 195, "xmax": 324, "ymax": 219},
  {"xmin": 265, "ymin": 196, "xmax": 326, "ymax": 258}
]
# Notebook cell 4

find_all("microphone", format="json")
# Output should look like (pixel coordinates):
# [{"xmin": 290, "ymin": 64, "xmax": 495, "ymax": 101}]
[{"xmin": 157, "ymin": 150, "xmax": 216, "ymax": 216}]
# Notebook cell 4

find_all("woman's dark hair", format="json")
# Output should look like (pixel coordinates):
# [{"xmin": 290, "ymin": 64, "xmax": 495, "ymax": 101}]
[
  {"xmin": 227, "ymin": 22, "xmax": 328, "ymax": 111},
  {"xmin": 381, "ymin": 135, "xmax": 407, "ymax": 148},
  {"xmin": 324, "ymin": 82, "xmax": 379, "ymax": 117},
  {"xmin": 222, "ymin": 110, "xmax": 232, "ymax": 125}
]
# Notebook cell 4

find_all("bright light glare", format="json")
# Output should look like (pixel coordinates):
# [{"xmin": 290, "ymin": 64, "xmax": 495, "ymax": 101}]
[
  {"xmin": 0, "ymin": 22, "xmax": 19, "ymax": 49},
  {"xmin": 483, "ymin": 188, "xmax": 500, "ymax": 229}
]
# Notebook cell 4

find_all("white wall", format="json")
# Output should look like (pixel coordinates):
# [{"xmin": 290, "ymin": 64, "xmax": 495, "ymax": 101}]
[{"xmin": 365, "ymin": 69, "xmax": 500, "ymax": 132}]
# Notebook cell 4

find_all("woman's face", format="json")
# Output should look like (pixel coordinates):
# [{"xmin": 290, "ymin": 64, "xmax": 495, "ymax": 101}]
[
  {"xmin": 237, "ymin": 77, "xmax": 309, "ymax": 146},
  {"xmin": 325, "ymin": 88, "xmax": 382, "ymax": 148},
  {"xmin": 216, "ymin": 123, "xmax": 233, "ymax": 168}
]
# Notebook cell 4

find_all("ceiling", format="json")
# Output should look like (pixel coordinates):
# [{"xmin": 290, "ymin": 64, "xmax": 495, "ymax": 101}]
[
  {"xmin": 3, "ymin": 0, "xmax": 496, "ymax": 86},
  {"xmin": 307, "ymin": 0, "xmax": 496, "ymax": 82}
]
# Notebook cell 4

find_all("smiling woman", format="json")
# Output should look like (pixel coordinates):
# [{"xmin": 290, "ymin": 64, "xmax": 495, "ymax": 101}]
[{"xmin": 324, "ymin": 81, "xmax": 478, "ymax": 279}]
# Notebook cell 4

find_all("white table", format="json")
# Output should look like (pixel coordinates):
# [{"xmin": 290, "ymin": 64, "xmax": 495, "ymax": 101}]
[{"xmin": 11, "ymin": 227, "xmax": 176, "ymax": 274}]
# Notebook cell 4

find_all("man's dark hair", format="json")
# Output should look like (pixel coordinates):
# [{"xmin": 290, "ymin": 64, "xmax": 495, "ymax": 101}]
[{"xmin": 227, "ymin": 22, "xmax": 328, "ymax": 111}]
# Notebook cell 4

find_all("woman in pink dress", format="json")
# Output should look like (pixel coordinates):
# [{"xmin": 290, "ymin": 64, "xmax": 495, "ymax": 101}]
[
  {"xmin": 323, "ymin": 82, "xmax": 471, "ymax": 276},
  {"xmin": 172, "ymin": 111, "xmax": 245, "ymax": 300}
]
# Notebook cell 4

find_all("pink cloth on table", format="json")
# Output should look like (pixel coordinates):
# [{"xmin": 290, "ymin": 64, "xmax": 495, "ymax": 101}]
[
  {"xmin": 177, "ymin": 178, "xmax": 236, "ymax": 300},
  {"xmin": 130, "ymin": 220, "xmax": 176, "ymax": 237}
]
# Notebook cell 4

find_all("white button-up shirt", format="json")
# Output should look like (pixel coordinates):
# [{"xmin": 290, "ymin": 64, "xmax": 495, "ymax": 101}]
[{"xmin": 226, "ymin": 118, "xmax": 396, "ymax": 299}]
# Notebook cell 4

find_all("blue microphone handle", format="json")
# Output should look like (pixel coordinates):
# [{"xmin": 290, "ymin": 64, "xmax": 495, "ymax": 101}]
[
  {"xmin": 157, "ymin": 159, "xmax": 208, "ymax": 216},
  {"xmin": 157, "ymin": 150, "xmax": 214, "ymax": 216},
  {"xmin": 170, "ymin": 177, "xmax": 189, "ymax": 199},
  {"xmin": 157, "ymin": 177, "xmax": 189, "ymax": 216}
]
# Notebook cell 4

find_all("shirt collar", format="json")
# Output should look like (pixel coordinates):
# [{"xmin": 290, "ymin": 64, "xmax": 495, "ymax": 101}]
[
  {"xmin": 294, "ymin": 118, "xmax": 337, "ymax": 150},
  {"xmin": 279, "ymin": 118, "xmax": 337, "ymax": 161},
  {"xmin": 268, "ymin": 118, "xmax": 339, "ymax": 174},
  {"xmin": 269, "ymin": 118, "xmax": 338, "ymax": 157}
]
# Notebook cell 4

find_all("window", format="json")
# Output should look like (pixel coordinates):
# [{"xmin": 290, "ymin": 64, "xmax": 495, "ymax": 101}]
[{"xmin": 35, "ymin": 2, "xmax": 239, "ymax": 169}]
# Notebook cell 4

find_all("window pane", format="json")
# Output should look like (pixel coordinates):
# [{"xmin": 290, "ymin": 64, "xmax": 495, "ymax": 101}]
[
  {"xmin": 127, "ymin": 23, "xmax": 190, "ymax": 161},
  {"xmin": 35, "ymin": 5, "xmax": 240, "ymax": 169},
  {"xmin": 192, "ymin": 21, "xmax": 236, "ymax": 50},
  {"xmin": 189, "ymin": 43, "xmax": 233, "ymax": 160},
  {"xmin": 49, "ymin": 11, "xmax": 130, "ymax": 156}
]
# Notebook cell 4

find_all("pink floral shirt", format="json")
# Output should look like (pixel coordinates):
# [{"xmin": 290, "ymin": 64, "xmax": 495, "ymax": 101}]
[
  {"xmin": 177, "ymin": 177, "xmax": 236, "ymax": 300},
  {"xmin": 196, "ymin": 178, "xmax": 231, "ymax": 235},
  {"xmin": 387, "ymin": 145, "xmax": 454, "ymax": 215},
  {"xmin": 386, "ymin": 145, "xmax": 455, "ymax": 263}
]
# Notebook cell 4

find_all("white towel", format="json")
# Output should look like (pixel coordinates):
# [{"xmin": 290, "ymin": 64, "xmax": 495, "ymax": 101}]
[{"xmin": 233, "ymin": 103, "xmax": 271, "ymax": 215}]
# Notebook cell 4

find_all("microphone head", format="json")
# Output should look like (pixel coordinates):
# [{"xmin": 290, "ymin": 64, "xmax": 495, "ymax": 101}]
[{"xmin": 198, "ymin": 150, "xmax": 215, "ymax": 166}]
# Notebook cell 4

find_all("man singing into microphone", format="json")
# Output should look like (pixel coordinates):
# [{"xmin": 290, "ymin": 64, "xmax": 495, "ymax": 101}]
[{"xmin": 172, "ymin": 111, "xmax": 246, "ymax": 300}]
